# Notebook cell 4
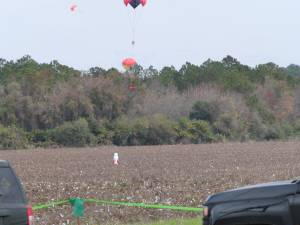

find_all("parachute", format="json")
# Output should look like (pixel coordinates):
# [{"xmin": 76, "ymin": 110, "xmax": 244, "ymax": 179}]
[
  {"xmin": 124, "ymin": 0, "xmax": 147, "ymax": 9},
  {"xmin": 122, "ymin": 58, "xmax": 137, "ymax": 70},
  {"xmin": 122, "ymin": 58, "xmax": 138, "ymax": 92}
]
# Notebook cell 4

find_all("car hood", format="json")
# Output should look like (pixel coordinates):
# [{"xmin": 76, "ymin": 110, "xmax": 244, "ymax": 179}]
[{"xmin": 205, "ymin": 180, "xmax": 298, "ymax": 205}]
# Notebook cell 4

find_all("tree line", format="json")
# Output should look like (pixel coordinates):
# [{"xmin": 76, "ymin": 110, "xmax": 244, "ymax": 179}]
[{"xmin": 1, "ymin": 55, "xmax": 300, "ymax": 149}]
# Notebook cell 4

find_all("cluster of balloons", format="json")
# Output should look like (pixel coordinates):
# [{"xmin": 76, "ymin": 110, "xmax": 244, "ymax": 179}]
[
  {"xmin": 122, "ymin": 0, "xmax": 147, "ymax": 71},
  {"xmin": 69, "ymin": 1, "xmax": 148, "ymax": 91},
  {"xmin": 122, "ymin": 0, "xmax": 147, "ymax": 91},
  {"xmin": 124, "ymin": 0, "xmax": 147, "ymax": 9}
]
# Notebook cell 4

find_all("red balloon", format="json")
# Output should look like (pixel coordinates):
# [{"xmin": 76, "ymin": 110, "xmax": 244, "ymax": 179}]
[
  {"xmin": 140, "ymin": 0, "xmax": 147, "ymax": 6},
  {"xmin": 70, "ymin": 4, "xmax": 78, "ymax": 12},
  {"xmin": 122, "ymin": 58, "xmax": 137, "ymax": 70},
  {"xmin": 124, "ymin": 0, "xmax": 130, "ymax": 6}
]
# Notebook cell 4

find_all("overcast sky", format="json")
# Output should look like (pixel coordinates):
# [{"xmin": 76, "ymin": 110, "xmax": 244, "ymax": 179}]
[{"xmin": 0, "ymin": 0, "xmax": 299, "ymax": 70}]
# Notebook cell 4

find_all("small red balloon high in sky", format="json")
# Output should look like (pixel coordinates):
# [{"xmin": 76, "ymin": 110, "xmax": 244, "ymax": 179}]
[{"xmin": 70, "ymin": 4, "xmax": 78, "ymax": 12}]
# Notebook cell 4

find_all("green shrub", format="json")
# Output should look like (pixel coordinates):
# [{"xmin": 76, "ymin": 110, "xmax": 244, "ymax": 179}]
[
  {"xmin": 246, "ymin": 95, "xmax": 276, "ymax": 124},
  {"xmin": 113, "ymin": 115, "xmax": 177, "ymax": 146},
  {"xmin": 0, "ymin": 125, "xmax": 28, "ymax": 149},
  {"xmin": 31, "ymin": 130, "xmax": 50, "ymax": 143},
  {"xmin": 187, "ymin": 120, "xmax": 215, "ymax": 143},
  {"xmin": 175, "ymin": 117, "xmax": 215, "ymax": 144},
  {"xmin": 88, "ymin": 118, "xmax": 113, "ymax": 145},
  {"xmin": 264, "ymin": 125, "xmax": 285, "ymax": 140},
  {"xmin": 131, "ymin": 117, "xmax": 151, "ymax": 145},
  {"xmin": 281, "ymin": 123, "xmax": 294, "ymax": 138},
  {"xmin": 175, "ymin": 117, "xmax": 195, "ymax": 144},
  {"xmin": 50, "ymin": 118, "xmax": 96, "ymax": 147},
  {"xmin": 189, "ymin": 101, "xmax": 219, "ymax": 123},
  {"xmin": 248, "ymin": 115, "xmax": 269, "ymax": 140},
  {"xmin": 112, "ymin": 116, "xmax": 133, "ymax": 146},
  {"xmin": 113, "ymin": 116, "xmax": 150, "ymax": 146},
  {"xmin": 214, "ymin": 113, "xmax": 239, "ymax": 137},
  {"xmin": 146, "ymin": 114, "xmax": 177, "ymax": 145},
  {"xmin": 248, "ymin": 116, "xmax": 285, "ymax": 140},
  {"xmin": 29, "ymin": 130, "xmax": 57, "ymax": 148}
]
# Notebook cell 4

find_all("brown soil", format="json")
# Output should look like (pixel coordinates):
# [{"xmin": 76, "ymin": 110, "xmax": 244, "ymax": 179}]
[{"xmin": 1, "ymin": 141, "xmax": 300, "ymax": 224}]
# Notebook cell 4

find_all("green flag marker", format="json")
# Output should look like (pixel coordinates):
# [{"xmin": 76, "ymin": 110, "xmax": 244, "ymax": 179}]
[{"xmin": 69, "ymin": 198, "xmax": 85, "ymax": 218}]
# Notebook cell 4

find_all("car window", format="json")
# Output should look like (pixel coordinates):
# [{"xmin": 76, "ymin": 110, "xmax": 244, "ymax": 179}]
[{"xmin": 0, "ymin": 168, "xmax": 24, "ymax": 203}]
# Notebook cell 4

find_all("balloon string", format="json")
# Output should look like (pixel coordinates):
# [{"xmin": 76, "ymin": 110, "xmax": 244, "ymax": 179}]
[{"xmin": 131, "ymin": 11, "xmax": 136, "ymax": 58}]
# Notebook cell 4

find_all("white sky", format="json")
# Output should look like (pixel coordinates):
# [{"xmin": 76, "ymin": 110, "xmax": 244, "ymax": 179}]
[{"xmin": 0, "ymin": 0, "xmax": 299, "ymax": 70}]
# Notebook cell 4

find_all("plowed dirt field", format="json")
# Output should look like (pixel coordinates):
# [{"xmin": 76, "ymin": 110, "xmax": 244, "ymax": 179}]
[{"xmin": 1, "ymin": 141, "xmax": 300, "ymax": 224}]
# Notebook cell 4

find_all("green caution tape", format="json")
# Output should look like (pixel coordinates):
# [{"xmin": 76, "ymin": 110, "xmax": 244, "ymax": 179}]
[
  {"xmin": 85, "ymin": 199, "xmax": 202, "ymax": 212},
  {"xmin": 33, "ymin": 198, "xmax": 202, "ymax": 213}
]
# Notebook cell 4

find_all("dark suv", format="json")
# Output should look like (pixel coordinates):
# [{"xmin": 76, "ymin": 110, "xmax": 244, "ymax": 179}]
[
  {"xmin": 203, "ymin": 179, "xmax": 300, "ymax": 225},
  {"xmin": 0, "ymin": 160, "xmax": 33, "ymax": 225}
]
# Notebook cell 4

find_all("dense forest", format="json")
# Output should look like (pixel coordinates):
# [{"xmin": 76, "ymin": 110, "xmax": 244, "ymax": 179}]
[{"xmin": 1, "ymin": 55, "xmax": 300, "ymax": 149}]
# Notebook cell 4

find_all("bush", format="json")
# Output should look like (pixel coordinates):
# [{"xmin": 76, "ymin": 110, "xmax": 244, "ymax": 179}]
[
  {"xmin": 248, "ymin": 116, "xmax": 286, "ymax": 141},
  {"xmin": 88, "ymin": 118, "xmax": 113, "ymax": 145},
  {"xmin": 175, "ymin": 118, "xmax": 195, "ymax": 144},
  {"xmin": 112, "ymin": 116, "xmax": 133, "ymax": 146},
  {"xmin": 187, "ymin": 120, "xmax": 215, "ymax": 143},
  {"xmin": 130, "ymin": 117, "xmax": 151, "ymax": 145},
  {"xmin": 214, "ymin": 113, "xmax": 239, "ymax": 137},
  {"xmin": 0, "ymin": 125, "xmax": 28, "ymax": 149},
  {"xmin": 175, "ymin": 117, "xmax": 215, "ymax": 144},
  {"xmin": 246, "ymin": 95, "xmax": 276, "ymax": 124},
  {"xmin": 30, "ymin": 130, "xmax": 50, "ymax": 143},
  {"xmin": 264, "ymin": 125, "xmax": 285, "ymax": 140},
  {"xmin": 113, "ymin": 115, "xmax": 177, "ymax": 146},
  {"xmin": 50, "ymin": 118, "xmax": 96, "ymax": 147},
  {"xmin": 248, "ymin": 114, "xmax": 269, "ymax": 140},
  {"xmin": 146, "ymin": 114, "xmax": 177, "ymax": 145},
  {"xmin": 30, "ymin": 130, "xmax": 57, "ymax": 148},
  {"xmin": 281, "ymin": 123, "xmax": 294, "ymax": 138},
  {"xmin": 189, "ymin": 101, "xmax": 219, "ymax": 123}
]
